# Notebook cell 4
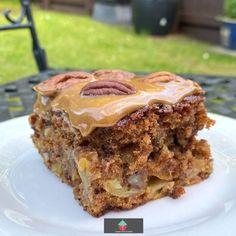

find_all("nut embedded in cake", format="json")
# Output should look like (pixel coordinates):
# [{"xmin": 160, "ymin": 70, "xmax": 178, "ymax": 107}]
[{"xmin": 29, "ymin": 70, "xmax": 215, "ymax": 217}]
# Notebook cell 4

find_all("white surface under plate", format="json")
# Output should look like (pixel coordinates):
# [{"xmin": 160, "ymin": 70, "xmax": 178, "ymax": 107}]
[{"xmin": 0, "ymin": 113, "xmax": 236, "ymax": 236}]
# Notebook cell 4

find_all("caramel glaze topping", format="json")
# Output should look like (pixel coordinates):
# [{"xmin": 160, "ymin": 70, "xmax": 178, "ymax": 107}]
[{"xmin": 33, "ymin": 70, "xmax": 203, "ymax": 136}]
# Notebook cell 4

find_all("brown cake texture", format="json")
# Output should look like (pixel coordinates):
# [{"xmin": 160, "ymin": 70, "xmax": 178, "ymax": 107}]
[{"xmin": 29, "ymin": 70, "xmax": 215, "ymax": 217}]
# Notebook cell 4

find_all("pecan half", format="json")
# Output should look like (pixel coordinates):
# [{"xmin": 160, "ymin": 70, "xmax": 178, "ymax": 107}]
[
  {"xmin": 144, "ymin": 71, "xmax": 203, "ymax": 93},
  {"xmin": 80, "ymin": 80, "xmax": 136, "ymax": 97},
  {"xmin": 93, "ymin": 69, "xmax": 135, "ymax": 81},
  {"xmin": 144, "ymin": 71, "xmax": 184, "ymax": 84},
  {"xmin": 33, "ymin": 71, "xmax": 94, "ymax": 96}
]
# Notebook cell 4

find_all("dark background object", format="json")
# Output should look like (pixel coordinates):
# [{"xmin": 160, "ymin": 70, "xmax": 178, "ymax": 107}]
[
  {"xmin": 96, "ymin": 0, "xmax": 130, "ymax": 4},
  {"xmin": 219, "ymin": 19, "xmax": 236, "ymax": 50},
  {"xmin": 93, "ymin": 0, "xmax": 132, "ymax": 25},
  {"xmin": 132, "ymin": 0, "xmax": 178, "ymax": 35},
  {"xmin": 218, "ymin": 0, "xmax": 236, "ymax": 50},
  {"xmin": 178, "ymin": 0, "xmax": 224, "ymax": 44},
  {"xmin": 41, "ymin": 0, "xmax": 94, "ymax": 14}
]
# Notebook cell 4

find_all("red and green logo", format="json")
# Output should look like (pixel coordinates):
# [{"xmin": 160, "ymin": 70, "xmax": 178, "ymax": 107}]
[{"xmin": 118, "ymin": 220, "xmax": 127, "ymax": 231}]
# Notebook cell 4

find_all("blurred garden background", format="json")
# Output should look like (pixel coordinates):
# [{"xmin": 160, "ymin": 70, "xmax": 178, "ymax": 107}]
[{"xmin": 1, "ymin": 0, "xmax": 236, "ymax": 84}]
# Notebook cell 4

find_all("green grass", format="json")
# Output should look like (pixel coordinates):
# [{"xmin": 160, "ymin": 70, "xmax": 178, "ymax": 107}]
[{"xmin": 0, "ymin": 0, "xmax": 236, "ymax": 84}]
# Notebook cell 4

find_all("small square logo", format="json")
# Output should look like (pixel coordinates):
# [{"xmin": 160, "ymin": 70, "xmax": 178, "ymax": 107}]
[
  {"xmin": 118, "ymin": 220, "xmax": 127, "ymax": 231},
  {"xmin": 104, "ymin": 218, "xmax": 143, "ymax": 233}
]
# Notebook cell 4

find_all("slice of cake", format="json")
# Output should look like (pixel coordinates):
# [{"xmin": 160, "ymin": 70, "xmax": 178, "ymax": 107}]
[{"xmin": 29, "ymin": 70, "xmax": 215, "ymax": 217}]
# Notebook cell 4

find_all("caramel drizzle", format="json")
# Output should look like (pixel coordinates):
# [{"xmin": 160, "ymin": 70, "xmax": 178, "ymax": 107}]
[{"xmin": 34, "ymin": 75, "xmax": 201, "ymax": 136}]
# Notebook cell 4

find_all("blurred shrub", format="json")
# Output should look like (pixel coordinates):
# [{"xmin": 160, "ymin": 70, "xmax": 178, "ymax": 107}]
[{"xmin": 224, "ymin": 0, "xmax": 236, "ymax": 19}]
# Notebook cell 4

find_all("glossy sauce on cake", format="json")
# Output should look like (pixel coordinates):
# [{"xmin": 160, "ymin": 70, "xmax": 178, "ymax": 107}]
[{"xmin": 34, "ymin": 72, "xmax": 201, "ymax": 136}]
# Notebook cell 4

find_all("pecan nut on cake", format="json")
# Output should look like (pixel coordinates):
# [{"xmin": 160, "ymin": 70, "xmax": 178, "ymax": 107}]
[{"xmin": 29, "ymin": 70, "xmax": 215, "ymax": 217}]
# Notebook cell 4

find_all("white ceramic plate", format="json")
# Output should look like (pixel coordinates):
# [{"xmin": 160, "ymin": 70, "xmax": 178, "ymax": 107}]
[{"xmin": 0, "ymin": 113, "xmax": 236, "ymax": 236}]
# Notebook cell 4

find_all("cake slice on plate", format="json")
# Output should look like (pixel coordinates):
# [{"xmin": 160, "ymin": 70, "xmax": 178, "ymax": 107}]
[{"xmin": 29, "ymin": 70, "xmax": 215, "ymax": 217}]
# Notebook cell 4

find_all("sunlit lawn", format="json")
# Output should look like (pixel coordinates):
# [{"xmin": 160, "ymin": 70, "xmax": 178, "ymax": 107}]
[{"xmin": 0, "ymin": 0, "xmax": 236, "ymax": 84}]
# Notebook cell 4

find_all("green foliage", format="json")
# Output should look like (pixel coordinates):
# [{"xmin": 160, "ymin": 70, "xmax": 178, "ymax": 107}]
[
  {"xmin": 0, "ymin": 1, "xmax": 236, "ymax": 84},
  {"xmin": 224, "ymin": 0, "xmax": 236, "ymax": 19}
]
